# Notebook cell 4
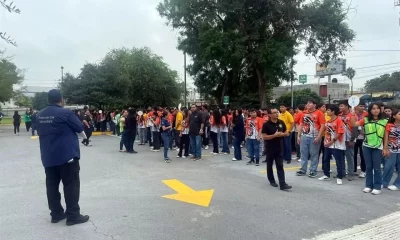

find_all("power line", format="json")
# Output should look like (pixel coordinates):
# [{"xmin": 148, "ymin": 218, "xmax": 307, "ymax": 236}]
[{"xmin": 354, "ymin": 62, "xmax": 400, "ymax": 70}]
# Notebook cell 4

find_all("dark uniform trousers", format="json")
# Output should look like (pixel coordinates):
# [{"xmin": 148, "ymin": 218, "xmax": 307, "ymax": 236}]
[
  {"xmin": 45, "ymin": 159, "xmax": 80, "ymax": 219},
  {"xmin": 266, "ymin": 149, "xmax": 286, "ymax": 185}
]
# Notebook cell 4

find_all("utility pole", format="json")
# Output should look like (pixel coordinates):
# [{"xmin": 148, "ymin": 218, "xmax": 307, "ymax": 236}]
[
  {"xmin": 290, "ymin": 57, "xmax": 294, "ymax": 108},
  {"xmin": 61, "ymin": 66, "xmax": 64, "ymax": 84},
  {"xmin": 184, "ymin": 52, "xmax": 187, "ymax": 108}
]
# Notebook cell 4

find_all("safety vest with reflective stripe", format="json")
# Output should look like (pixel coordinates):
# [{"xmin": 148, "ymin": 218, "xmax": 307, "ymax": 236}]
[{"xmin": 363, "ymin": 118, "xmax": 388, "ymax": 148}]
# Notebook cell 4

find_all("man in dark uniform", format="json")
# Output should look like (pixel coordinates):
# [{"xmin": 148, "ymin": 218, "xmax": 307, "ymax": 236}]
[
  {"xmin": 37, "ymin": 89, "xmax": 89, "ymax": 226},
  {"xmin": 262, "ymin": 108, "xmax": 292, "ymax": 191}
]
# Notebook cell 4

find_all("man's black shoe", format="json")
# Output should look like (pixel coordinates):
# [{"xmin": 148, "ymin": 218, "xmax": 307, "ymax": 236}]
[
  {"xmin": 280, "ymin": 184, "xmax": 292, "ymax": 191},
  {"xmin": 270, "ymin": 183, "xmax": 278, "ymax": 187},
  {"xmin": 131, "ymin": 150, "xmax": 138, "ymax": 154},
  {"xmin": 51, "ymin": 215, "xmax": 66, "ymax": 223},
  {"xmin": 66, "ymin": 215, "xmax": 90, "ymax": 226}
]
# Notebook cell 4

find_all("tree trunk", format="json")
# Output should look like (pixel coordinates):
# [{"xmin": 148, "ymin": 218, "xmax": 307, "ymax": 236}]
[
  {"xmin": 255, "ymin": 67, "xmax": 266, "ymax": 108},
  {"xmin": 220, "ymin": 68, "xmax": 232, "ymax": 106}
]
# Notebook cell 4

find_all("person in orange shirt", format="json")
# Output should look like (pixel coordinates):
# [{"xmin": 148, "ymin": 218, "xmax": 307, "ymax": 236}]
[
  {"xmin": 293, "ymin": 104, "xmax": 305, "ymax": 161},
  {"xmin": 353, "ymin": 104, "xmax": 368, "ymax": 177},
  {"xmin": 319, "ymin": 104, "xmax": 346, "ymax": 185},
  {"xmin": 245, "ymin": 109, "xmax": 264, "ymax": 166},
  {"xmin": 296, "ymin": 99, "xmax": 326, "ymax": 178}
]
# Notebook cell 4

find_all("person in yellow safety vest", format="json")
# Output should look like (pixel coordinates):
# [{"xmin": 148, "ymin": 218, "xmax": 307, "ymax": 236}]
[{"xmin": 351, "ymin": 103, "xmax": 388, "ymax": 195}]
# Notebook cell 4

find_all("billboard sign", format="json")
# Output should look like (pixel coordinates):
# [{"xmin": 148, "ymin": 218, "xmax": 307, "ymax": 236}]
[{"xmin": 315, "ymin": 59, "xmax": 346, "ymax": 77}]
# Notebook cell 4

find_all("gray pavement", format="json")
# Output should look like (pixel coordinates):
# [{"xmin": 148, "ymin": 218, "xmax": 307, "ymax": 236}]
[{"xmin": 1, "ymin": 126, "xmax": 400, "ymax": 240}]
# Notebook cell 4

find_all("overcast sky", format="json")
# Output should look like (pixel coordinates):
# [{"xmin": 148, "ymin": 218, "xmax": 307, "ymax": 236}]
[{"xmin": 1, "ymin": 0, "xmax": 399, "ymax": 91}]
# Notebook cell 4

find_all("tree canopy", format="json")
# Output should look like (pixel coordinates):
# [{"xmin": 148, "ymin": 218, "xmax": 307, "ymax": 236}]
[
  {"xmin": 277, "ymin": 89, "xmax": 322, "ymax": 108},
  {"xmin": 32, "ymin": 92, "xmax": 48, "ymax": 110},
  {"xmin": 157, "ymin": 0, "xmax": 355, "ymax": 108},
  {"xmin": 364, "ymin": 72, "xmax": 400, "ymax": 93},
  {"xmin": 60, "ymin": 47, "xmax": 182, "ymax": 109},
  {"xmin": 0, "ymin": 55, "xmax": 24, "ymax": 103}
]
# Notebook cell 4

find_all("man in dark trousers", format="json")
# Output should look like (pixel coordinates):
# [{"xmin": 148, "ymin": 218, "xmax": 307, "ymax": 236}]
[
  {"xmin": 262, "ymin": 108, "xmax": 292, "ymax": 191},
  {"xmin": 189, "ymin": 104, "xmax": 204, "ymax": 161},
  {"xmin": 37, "ymin": 89, "xmax": 89, "ymax": 226}
]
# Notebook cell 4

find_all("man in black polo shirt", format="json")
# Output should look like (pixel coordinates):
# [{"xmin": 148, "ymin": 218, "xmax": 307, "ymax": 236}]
[
  {"xmin": 262, "ymin": 108, "xmax": 292, "ymax": 191},
  {"xmin": 189, "ymin": 104, "xmax": 204, "ymax": 160}
]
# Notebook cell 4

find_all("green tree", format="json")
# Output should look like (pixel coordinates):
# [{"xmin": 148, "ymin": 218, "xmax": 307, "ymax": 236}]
[
  {"xmin": 364, "ymin": 72, "xmax": 400, "ymax": 94},
  {"xmin": 32, "ymin": 92, "xmax": 48, "ymax": 110},
  {"xmin": 277, "ymin": 89, "xmax": 323, "ymax": 108},
  {"xmin": 1, "ymin": 0, "xmax": 21, "ymax": 46},
  {"xmin": 0, "ymin": 56, "xmax": 24, "ymax": 103},
  {"xmin": 61, "ymin": 47, "xmax": 182, "ymax": 108},
  {"xmin": 12, "ymin": 87, "xmax": 32, "ymax": 107},
  {"xmin": 345, "ymin": 67, "xmax": 356, "ymax": 95},
  {"xmin": 157, "ymin": 0, "xmax": 355, "ymax": 107}
]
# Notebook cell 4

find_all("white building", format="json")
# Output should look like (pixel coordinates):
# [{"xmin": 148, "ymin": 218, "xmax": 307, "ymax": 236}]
[{"xmin": 1, "ymin": 86, "xmax": 54, "ymax": 109}]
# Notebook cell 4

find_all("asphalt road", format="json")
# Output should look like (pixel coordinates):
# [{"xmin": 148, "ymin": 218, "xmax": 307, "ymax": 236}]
[{"xmin": 1, "ymin": 126, "xmax": 400, "ymax": 240}]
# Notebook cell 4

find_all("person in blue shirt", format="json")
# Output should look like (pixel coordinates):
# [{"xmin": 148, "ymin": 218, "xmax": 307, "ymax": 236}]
[
  {"xmin": 36, "ymin": 89, "xmax": 89, "ymax": 226},
  {"xmin": 161, "ymin": 111, "xmax": 172, "ymax": 162}
]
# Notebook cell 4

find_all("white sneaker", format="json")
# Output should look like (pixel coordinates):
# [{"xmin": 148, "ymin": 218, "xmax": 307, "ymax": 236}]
[
  {"xmin": 182, "ymin": 156, "xmax": 186, "ymax": 159},
  {"xmin": 176, "ymin": 156, "xmax": 181, "ymax": 158},
  {"xmin": 232, "ymin": 158, "xmax": 238, "ymax": 161},
  {"xmin": 213, "ymin": 153, "xmax": 218, "ymax": 155},
  {"xmin": 357, "ymin": 166, "xmax": 361, "ymax": 170},
  {"xmin": 371, "ymin": 189, "xmax": 381, "ymax": 195},
  {"xmin": 388, "ymin": 185, "xmax": 400, "ymax": 191},
  {"xmin": 318, "ymin": 175, "xmax": 330, "ymax": 181},
  {"xmin": 337, "ymin": 179, "xmax": 343, "ymax": 185},
  {"xmin": 359, "ymin": 172, "xmax": 366, "ymax": 178},
  {"xmin": 205, "ymin": 146, "xmax": 209, "ymax": 150},
  {"xmin": 231, "ymin": 146, "xmax": 234, "ymax": 149},
  {"xmin": 363, "ymin": 187, "xmax": 372, "ymax": 193}
]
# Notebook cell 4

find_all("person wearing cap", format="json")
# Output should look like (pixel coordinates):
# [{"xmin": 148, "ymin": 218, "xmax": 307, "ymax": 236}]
[{"xmin": 36, "ymin": 89, "xmax": 89, "ymax": 226}]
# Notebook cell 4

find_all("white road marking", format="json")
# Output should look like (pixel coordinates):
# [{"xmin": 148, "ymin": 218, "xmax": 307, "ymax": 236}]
[{"xmin": 308, "ymin": 211, "xmax": 400, "ymax": 240}]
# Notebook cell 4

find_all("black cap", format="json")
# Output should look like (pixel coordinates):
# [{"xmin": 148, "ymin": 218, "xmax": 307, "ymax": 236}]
[{"xmin": 48, "ymin": 89, "xmax": 62, "ymax": 104}]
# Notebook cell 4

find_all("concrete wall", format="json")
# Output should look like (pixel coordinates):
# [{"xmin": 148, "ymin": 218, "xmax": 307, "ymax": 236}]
[{"xmin": 273, "ymin": 82, "xmax": 350, "ymax": 102}]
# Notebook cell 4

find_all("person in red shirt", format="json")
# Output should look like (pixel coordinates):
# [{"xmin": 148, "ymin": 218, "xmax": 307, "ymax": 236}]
[
  {"xmin": 293, "ymin": 104, "xmax": 305, "ymax": 161},
  {"xmin": 339, "ymin": 100, "xmax": 358, "ymax": 181},
  {"xmin": 296, "ymin": 99, "xmax": 326, "ymax": 178}
]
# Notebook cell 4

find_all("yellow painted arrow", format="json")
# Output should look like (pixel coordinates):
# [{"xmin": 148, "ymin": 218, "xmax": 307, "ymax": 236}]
[{"xmin": 162, "ymin": 179, "xmax": 214, "ymax": 207}]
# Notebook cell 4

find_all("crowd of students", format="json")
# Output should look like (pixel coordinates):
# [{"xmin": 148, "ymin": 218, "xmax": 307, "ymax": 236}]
[{"xmin": 78, "ymin": 99, "xmax": 400, "ymax": 194}]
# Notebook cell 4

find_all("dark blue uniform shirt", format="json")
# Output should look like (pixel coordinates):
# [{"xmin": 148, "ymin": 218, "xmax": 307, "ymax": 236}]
[{"xmin": 37, "ymin": 105, "xmax": 84, "ymax": 167}]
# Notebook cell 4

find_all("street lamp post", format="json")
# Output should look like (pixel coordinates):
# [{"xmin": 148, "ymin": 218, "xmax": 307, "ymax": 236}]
[
  {"xmin": 61, "ymin": 66, "xmax": 64, "ymax": 84},
  {"xmin": 184, "ymin": 52, "xmax": 187, "ymax": 108}
]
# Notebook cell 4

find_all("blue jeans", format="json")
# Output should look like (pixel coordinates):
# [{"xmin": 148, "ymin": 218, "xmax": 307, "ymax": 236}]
[
  {"xmin": 247, "ymin": 139, "xmax": 260, "ymax": 163},
  {"xmin": 363, "ymin": 146, "xmax": 382, "ymax": 190},
  {"xmin": 31, "ymin": 123, "xmax": 36, "ymax": 136},
  {"xmin": 221, "ymin": 132, "xmax": 229, "ymax": 153},
  {"xmin": 233, "ymin": 137, "xmax": 242, "ymax": 160},
  {"xmin": 323, "ymin": 148, "xmax": 345, "ymax": 179},
  {"xmin": 283, "ymin": 135, "xmax": 292, "ymax": 160},
  {"xmin": 162, "ymin": 132, "xmax": 170, "ymax": 159},
  {"xmin": 382, "ymin": 153, "xmax": 400, "ymax": 187},
  {"xmin": 189, "ymin": 134, "xmax": 202, "ymax": 158},
  {"xmin": 345, "ymin": 143, "xmax": 355, "ymax": 176},
  {"xmin": 299, "ymin": 136, "xmax": 321, "ymax": 174}
]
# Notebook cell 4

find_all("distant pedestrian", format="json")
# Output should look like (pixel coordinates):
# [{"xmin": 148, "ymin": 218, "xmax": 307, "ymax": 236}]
[
  {"xmin": 37, "ymin": 89, "xmax": 89, "ymax": 226},
  {"xmin": 189, "ymin": 105, "xmax": 204, "ymax": 161},
  {"xmin": 31, "ymin": 110, "xmax": 38, "ymax": 136},
  {"xmin": 161, "ymin": 110, "xmax": 172, "ymax": 162},
  {"xmin": 12, "ymin": 111, "xmax": 21, "ymax": 135}
]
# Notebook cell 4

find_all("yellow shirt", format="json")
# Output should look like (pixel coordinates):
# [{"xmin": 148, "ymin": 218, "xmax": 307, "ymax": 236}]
[
  {"xmin": 143, "ymin": 113, "xmax": 148, "ymax": 127},
  {"xmin": 325, "ymin": 113, "xmax": 331, "ymax": 122},
  {"xmin": 278, "ymin": 111, "xmax": 294, "ymax": 132},
  {"xmin": 175, "ymin": 111, "xmax": 183, "ymax": 131}
]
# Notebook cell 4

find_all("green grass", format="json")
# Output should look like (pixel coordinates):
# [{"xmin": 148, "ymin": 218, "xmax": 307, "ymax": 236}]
[{"xmin": 0, "ymin": 117, "xmax": 25, "ymax": 125}]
